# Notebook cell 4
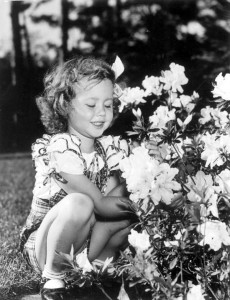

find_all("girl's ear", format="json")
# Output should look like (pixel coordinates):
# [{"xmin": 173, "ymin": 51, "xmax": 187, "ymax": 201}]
[{"xmin": 54, "ymin": 93, "xmax": 71, "ymax": 117}]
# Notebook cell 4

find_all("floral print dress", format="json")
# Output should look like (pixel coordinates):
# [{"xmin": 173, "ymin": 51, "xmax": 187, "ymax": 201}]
[{"xmin": 19, "ymin": 133, "xmax": 129, "ymax": 272}]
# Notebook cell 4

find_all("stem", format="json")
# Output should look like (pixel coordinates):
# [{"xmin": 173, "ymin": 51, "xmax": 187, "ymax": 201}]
[
  {"xmin": 207, "ymin": 285, "xmax": 219, "ymax": 300},
  {"xmin": 97, "ymin": 284, "xmax": 114, "ymax": 300},
  {"xmin": 180, "ymin": 260, "xmax": 184, "ymax": 283},
  {"xmin": 201, "ymin": 221, "xmax": 219, "ymax": 300}
]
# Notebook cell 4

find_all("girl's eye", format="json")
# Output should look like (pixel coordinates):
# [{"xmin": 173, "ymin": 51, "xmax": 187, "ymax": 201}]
[
  {"xmin": 86, "ymin": 104, "xmax": 95, "ymax": 108},
  {"xmin": 105, "ymin": 105, "xmax": 112, "ymax": 109}
]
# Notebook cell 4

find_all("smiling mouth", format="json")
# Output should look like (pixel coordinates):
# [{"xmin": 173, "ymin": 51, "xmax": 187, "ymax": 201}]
[{"xmin": 91, "ymin": 122, "xmax": 105, "ymax": 127}]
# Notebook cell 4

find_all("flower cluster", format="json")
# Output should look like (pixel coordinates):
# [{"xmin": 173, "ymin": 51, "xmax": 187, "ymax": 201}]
[
  {"xmin": 119, "ymin": 145, "xmax": 181, "ymax": 206},
  {"xmin": 57, "ymin": 57, "xmax": 230, "ymax": 300},
  {"xmin": 116, "ymin": 62, "xmax": 230, "ymax": 299}
]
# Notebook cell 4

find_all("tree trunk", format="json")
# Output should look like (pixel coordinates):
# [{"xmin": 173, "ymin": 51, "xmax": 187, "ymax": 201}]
[
  {"xmin": 11, "ymin": 1, "xmax": 25, "ymax": 89},
  {"xmin": 61, "ymin": 0, "xmax": 69, "ymax": 61}
]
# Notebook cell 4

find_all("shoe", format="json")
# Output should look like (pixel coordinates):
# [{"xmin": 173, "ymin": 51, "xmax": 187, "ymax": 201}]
[
  {"xmin": 41, "ymin": 287, "xmax": 67, "ymax": 300},
  {"xmin": 40, "ymin": 278, "xmax": 69, "ymax": 300}
]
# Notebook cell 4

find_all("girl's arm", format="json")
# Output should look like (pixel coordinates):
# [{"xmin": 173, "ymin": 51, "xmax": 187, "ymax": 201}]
[
  {"xmin": 104, "ymin": 171, "xmax": 129, "ymax": 197},
  {"xmin": 106, "ymin": 179, "xmax": 129, "ymax": 197},
  {"xmin": 57, "ymin": 171, "xmax": 132, "ymax": 218}
]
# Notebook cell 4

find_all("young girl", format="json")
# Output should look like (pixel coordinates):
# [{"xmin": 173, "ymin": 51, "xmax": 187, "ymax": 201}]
[{"xmin": 19, "ymin": 56, "xmax": 136, "ymax": 300}]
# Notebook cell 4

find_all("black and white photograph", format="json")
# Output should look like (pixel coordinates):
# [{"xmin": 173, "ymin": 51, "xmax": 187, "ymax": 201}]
[{"xmin": 0, "ymin": 0, "xmax": 230, "ymax": 299}]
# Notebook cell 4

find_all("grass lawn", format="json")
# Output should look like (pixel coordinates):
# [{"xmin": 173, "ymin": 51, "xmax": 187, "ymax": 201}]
[{"xmin": 0, "ymin": 157, "xmax": 40, "ymax": 299}]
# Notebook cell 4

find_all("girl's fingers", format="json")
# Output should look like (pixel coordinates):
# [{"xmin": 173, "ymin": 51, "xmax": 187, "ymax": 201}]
[
  {"xmin": 172, "ymin": 192, "xmax": 183, "ymax": 201},
  {"xmin": 145, "ymin": 141, "xmax": 161, "ymax": 157},
  {"xmin": 145, "ymin": 143, "xmax": 158, "ymax": 150},
  {"xmin": 148, "ymin": 149, "xmax": 160, "ymax": 155}
]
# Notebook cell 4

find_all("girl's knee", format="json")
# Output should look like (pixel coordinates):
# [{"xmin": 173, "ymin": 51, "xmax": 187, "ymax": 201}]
[{"xmin": 58, "ymin": 193, "xmax": 94, "ymax": 224}]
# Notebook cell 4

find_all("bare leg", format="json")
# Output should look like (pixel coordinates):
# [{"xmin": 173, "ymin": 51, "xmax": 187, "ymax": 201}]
[
  {"xmin": 96, "ymin": 224, "xmax": 132, "ymax": 261},
  {"xmin": 35, "ymin": 193, "xmax": 95, "ymax": 273},
  {"xmin": 88, "ymin": 219, "xmax": 131, "ymax": 261}
]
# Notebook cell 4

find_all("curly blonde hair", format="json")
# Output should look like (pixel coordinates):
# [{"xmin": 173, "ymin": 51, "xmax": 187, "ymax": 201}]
[{"xmin": 36, "ymin": 56, "xmax": 119, "ymax": 134}]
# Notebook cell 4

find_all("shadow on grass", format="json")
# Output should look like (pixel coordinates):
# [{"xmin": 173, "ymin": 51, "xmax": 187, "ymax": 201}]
[{"xmin": 8, "ymin": 282, "xmax": 151, "ymax": 300}]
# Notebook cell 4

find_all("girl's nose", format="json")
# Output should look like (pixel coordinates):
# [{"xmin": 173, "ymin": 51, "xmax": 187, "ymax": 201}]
[{"xmin": 96, "ymin": 105, "xmax": 106, "ymax": 116}]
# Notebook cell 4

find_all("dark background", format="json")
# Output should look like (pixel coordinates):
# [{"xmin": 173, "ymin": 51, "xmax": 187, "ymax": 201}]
[{"xmin": 0, "ymin": 0, "xmax": 229, "ymax": 153}]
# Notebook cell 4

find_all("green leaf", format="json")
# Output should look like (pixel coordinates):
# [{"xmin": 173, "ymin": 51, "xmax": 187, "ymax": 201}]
[
  {"xmin": 169, "ymin": 257, "xmax": 178, "ymax": 270},
  {"xmin": 148, "ymin": 128, "xmax": 160, "ymax": 132},
  {"xmin": 54, "ymin": 251, "xmax": 74, "ymax": 268},
  {"xmin": 126, "ymin": 131, "xmax": 139, "ymax": 136}
]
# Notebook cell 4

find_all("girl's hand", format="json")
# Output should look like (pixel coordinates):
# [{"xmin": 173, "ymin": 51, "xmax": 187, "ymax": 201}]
[
  {"xmin": 119, "ymin": 197, "xmax": 139, "ymax": 221},
  {"xmin": 129, "ymin": 140, "xmax": 140, "ymax": 152},
  {"xmin": 145, "ymin": 140, "xmax": 161, "ymax": 158},
  {"xmin": 130, "ymin": 139, "xmax": 161, "ymax": 158}
]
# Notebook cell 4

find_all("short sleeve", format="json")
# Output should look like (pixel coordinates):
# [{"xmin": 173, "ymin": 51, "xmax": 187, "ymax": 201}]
[
  {"xmin": 32, "ymin": 134, "xmax": 51, "ymax": 160},
  {"xmin": 99, "ymin": 135, "xmax": 130, "ymax": 171},
  {"xmin": 47, "ymin": 133, "xmax": 85, "ymax": 175}
]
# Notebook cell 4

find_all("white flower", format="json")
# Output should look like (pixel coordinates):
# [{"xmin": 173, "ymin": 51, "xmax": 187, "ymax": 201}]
[
  {"xmin": 180, "ymin": 21, "xmax": 206, "ymax": 39},
  {"xmin": 150, "ymin": 163, "xmax": 181, "ymax": 205},
  {"xmin": 171, "ymin": 94, "xmax": 192, "ymax": 108},
  {"xmin": 187, "ymin": 284, "xmax": 205, "ymax": 300},
  {"xmin": 149, "ymin": 106, "xmax": 176, "ymax": 133},
  {"xmin": 150, "ymin": 4, "xmax": 161, "ymax": 14},
  {"xmin": 199, "ymin": 106, "xmax": 213, "ymax": 124},
  {"xmin": 212, "ymin": 73, "xmax": 230, "ymax": 101},
  {"xmin": 128, "ymin": 229, "xmax": 150, "ymax": 252},
  {"xmin": 142, "ymin": 75, "xmax": 163, "ymax": 96},
  {"xmin": 212, "ymin": 109, "xmax": 229, "ymax": 128},
  {"xmin": 216, "ymin": 169, "xmax": 230, "ymax": 194},
  {"xmin": 199, "ymin": 106, "xmax": 229, "ymax": 128},
  {"xmin": 119, "ymin": 87, "xmax": 146, "ymax": 112},
  {"xmin": 75, "ymin": 248, "xmax": 93, "ymax": 274},
  {"xmin": 198, "ymin": 8, "xmax": 216, "ymax": 18},
  {"xmin": 216, "ymin": 19, "xmax": 230, "ymax": 33},
  {"xmin": 160, "ymin": 63, "xmax": 188, "ymax": 93},
  {"xmin": 197, "ymin": 220, "xmax": 230, "ymax": 251},
  {"xmin": 200, "ymin": 133, "xmax": 227, "ymax": 168},
  {"xmin": 119, "ymin": 146, "xmax": 153, "ymax": 202},
  {"xmin": 120, "ymin": 145, "xmax": 181, "ymax": 206}
]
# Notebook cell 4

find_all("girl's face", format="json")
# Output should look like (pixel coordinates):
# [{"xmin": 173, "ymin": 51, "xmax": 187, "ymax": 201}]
[{"xmin": 68, "ymin": 78, "xmax": 114, "ymax": 140}]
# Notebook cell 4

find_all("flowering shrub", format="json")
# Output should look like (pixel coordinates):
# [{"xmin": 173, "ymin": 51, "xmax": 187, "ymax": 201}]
[
  {"xmin": 114, "ymin": 62, "xmax": 230, "ymax": 299},
  {"xmin": 58, "ymin": 59, "xmax": 230, "ymax": 300}
]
